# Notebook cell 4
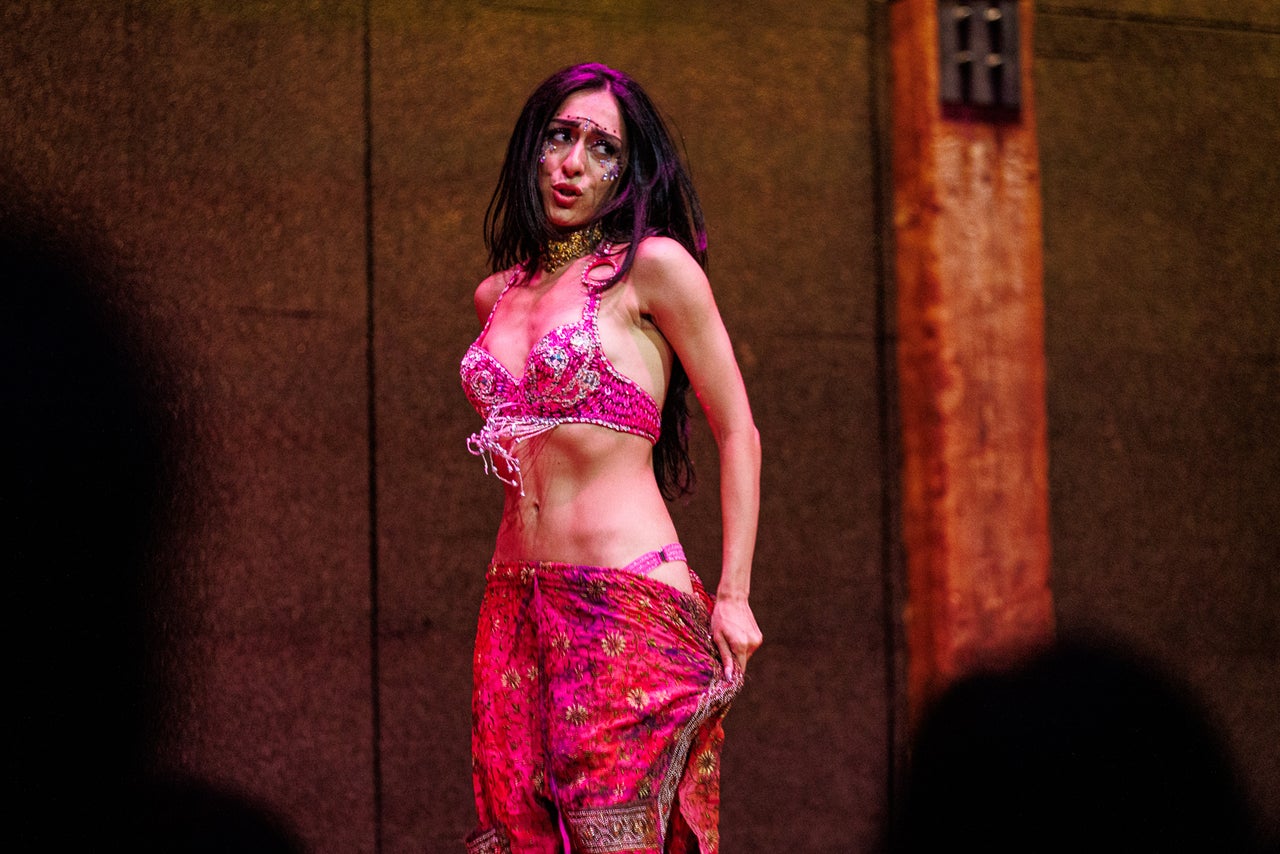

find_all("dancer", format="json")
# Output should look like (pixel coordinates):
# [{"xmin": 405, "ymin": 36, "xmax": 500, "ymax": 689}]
[{"xmin": 461, "ymin": 62, "xmax": 761, "ymax": 852}]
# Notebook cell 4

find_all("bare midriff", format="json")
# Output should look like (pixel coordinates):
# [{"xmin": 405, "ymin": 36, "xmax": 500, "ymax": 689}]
[{"xmin": 490, "ymin": 423, "xmax": 693, "ymax": 594}]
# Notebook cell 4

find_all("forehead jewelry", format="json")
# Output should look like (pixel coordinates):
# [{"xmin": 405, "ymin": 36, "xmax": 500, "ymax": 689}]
[{"xmin": 555, "ymin": 114, "xmax": 621, "ymax": 140}]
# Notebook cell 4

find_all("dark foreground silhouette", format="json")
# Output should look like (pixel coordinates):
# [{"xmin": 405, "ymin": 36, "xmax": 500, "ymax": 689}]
[
  {"xmin": 890, "ymin": 638, "xmax": 1272, "ymax": 853},
  {"xmin": 3, "ymin": 191, "xmax": 304, "ymax": 851}
]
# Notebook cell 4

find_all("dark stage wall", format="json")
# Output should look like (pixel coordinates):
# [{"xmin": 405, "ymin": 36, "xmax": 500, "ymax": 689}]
[
  {"xmin": 2, "ymin": 2, "xmax": 1275, "ymax": 851},
  {"xmin": 1036, "ymin": 1, "xmax": 1279, "ymax": 837}
]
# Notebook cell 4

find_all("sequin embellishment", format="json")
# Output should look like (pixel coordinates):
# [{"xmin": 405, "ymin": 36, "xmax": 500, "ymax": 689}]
[{"xmin": 460, "ymin": 255, "xmax": 662, "ymax": 493}]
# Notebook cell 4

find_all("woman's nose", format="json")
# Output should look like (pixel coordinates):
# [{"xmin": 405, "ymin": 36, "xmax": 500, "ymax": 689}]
[{"xmin": 561, "ymin": 140, "xmax": 586, "ymax": 175}]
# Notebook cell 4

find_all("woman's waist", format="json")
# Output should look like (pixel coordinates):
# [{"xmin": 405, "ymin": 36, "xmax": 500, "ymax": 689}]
[
  {"xmin": 491, "ymin": 504, "xmax": 679, "ymax": 569},
  {"xmin": 500, "ymin": 442, "xmax": 663, "ymax": 511},
  {"xmin": 483, "ymin": 554, "xmax": 714, "ymax": 635}
]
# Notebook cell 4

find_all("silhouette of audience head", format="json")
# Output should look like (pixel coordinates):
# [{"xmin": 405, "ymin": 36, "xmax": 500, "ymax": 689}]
[{"xmin": 892, "ymin": 637, "xmax": 1264, "ymax": 853}]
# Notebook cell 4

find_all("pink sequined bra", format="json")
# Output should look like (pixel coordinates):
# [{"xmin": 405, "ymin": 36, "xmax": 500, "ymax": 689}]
[{"xmin": 460, "ymin": 260, "xmax": 662, "ymax": 493}]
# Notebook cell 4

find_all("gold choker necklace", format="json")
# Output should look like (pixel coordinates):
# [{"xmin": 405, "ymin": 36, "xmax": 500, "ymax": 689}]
[{"xmin": 542, "ymin": 224, "xmax": 603, "ymax": 273}]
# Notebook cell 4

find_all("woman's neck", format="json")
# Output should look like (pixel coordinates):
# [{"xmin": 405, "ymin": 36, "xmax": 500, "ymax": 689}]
[{"xmin": 542, "ymin": 223, "xmax": 603, "ymax": 272}]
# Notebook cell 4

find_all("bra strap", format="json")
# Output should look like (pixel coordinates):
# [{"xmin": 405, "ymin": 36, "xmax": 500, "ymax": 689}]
[
  {"xmin": 475, "ymin": 266, "xmax": 523, "ymax": 342},
  {"xmin": 621, "ymin": 543, "xmax": 686, "ymax": 576}
]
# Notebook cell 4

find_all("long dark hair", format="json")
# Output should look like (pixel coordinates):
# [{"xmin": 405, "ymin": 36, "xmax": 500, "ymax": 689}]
[{"xmin": 484, "ymin": 62, "xmax": 705, "ymax": 499}]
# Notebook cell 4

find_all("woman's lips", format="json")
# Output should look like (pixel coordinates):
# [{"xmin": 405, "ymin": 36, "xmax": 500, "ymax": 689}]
[{"xmin": 551, "ymin": 183, "xmax": 581, "ymax": 206}]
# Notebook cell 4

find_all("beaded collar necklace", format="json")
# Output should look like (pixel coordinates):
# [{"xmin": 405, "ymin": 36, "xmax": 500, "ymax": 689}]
[{"xmin": 542, "ymin": 223, "xmax": 603, "ymax": 273}]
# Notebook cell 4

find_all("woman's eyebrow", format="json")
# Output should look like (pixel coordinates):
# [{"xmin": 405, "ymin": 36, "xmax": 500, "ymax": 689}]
[{"xmin": 549, "ymin": 115, "xmax": 622, "ymax": 143}]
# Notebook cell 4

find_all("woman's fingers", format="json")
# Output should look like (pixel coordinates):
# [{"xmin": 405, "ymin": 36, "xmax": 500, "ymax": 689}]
[
  {"xmin": 712, "ymin": 599, "xmax": 761, "ymax": 681},
  {"xmin": 716, "ymin": 634, "xmax": 736, "ymax": 680}
]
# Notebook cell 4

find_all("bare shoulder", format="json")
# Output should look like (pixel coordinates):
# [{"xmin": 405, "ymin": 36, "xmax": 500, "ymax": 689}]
[
  {"xmin": 473, "ymin": 269, "xmax": 511, "ymax": 323},
  {"xmin": 632, "ymin": 235, "xmax": 700, "ymax": 275},
  {"xmin": 628, "ymin": 236, "xmax": 707, "ymax": 304}
]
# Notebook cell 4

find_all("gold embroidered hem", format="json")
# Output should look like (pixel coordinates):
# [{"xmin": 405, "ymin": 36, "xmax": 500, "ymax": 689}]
[
  {"xmin": 464, "ymin": 826, "xmax": 507, "ymax": 854},
  {"xmin": 565, "ymin": 803, "xmax": 657, "ymax": 852}
]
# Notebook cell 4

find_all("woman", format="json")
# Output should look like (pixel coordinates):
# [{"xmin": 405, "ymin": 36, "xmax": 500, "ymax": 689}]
[{"xmin": 460, "ymin": 62, "xmax": 761, "ymax": 853}]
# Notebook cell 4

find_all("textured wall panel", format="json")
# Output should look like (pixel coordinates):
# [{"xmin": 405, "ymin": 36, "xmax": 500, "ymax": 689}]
[
  {"xmin": 2, "ymin": 3, "xmax": 376, "ymax": 851},
  {"xmin": 1037, "ymin": 6, "xmax": 1280, "ymax": 836}
]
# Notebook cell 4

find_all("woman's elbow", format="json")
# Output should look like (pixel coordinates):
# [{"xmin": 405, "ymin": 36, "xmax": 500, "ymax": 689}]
[{"xmin": 722, "ymin": 421, "xmax": 761, "ymax": 461}]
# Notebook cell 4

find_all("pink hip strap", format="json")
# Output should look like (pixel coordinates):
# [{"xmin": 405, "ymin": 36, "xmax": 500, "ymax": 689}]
[{"xmin": 621, "ymin": 543, "xmax": 685, "ymax": 576}]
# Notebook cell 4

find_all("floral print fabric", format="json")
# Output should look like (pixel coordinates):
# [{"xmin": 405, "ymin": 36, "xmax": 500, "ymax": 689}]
[{"xmin": 467, "ymin": 560, "xmax": 741, "ymax": 853}]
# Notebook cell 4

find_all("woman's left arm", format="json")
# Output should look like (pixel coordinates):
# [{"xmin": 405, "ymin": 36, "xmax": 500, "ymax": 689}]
[{"xmin": 632, "ymin": 237, "xmax": 763, "ymax": 680}]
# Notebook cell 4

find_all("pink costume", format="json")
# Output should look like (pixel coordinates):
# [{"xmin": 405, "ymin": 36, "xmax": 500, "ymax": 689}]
[
  {"xmin": 460, "ymin": 259, "xmax": 740, "ymax": 852},
  {"xmin": 460, "ymin": 259, "xmax": 661, "ymax": 495}
]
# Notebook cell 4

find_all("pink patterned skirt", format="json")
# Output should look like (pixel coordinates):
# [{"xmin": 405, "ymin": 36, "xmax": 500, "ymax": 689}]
[{"xmin": 466, "ymin": 558, "xmax": 741, "ymax": 853}]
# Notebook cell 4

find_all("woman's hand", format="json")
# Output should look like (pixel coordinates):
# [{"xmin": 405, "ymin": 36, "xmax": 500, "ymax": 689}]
[{"xmin": 711, "ymin": 596, "xmax": 762, "ymax": 681}]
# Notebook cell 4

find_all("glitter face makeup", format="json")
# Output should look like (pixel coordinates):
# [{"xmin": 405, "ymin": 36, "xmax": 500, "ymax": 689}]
[
  {"xmin": 537, "ymin": 89, "xmax": 628, "ymax": 231},
  {"xmin": 539, "ymin": 115, "xmax": 625, "ymax": 181}
]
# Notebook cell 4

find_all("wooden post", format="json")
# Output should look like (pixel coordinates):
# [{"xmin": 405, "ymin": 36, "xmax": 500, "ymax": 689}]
[{"xmin": 889, "ymin": 0, "xmax": 1054, "ymax": 726}]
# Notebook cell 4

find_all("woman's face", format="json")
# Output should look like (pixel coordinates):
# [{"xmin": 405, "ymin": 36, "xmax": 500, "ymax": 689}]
[{"xmin": 538, "ymin": 88, "xmax": 626, "ymax": 231}]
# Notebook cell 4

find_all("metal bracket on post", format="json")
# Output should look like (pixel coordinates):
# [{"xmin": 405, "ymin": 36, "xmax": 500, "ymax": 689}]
[{"xmin": 938, "ymin": 0, "xmax": 1021, "ymax": 117}]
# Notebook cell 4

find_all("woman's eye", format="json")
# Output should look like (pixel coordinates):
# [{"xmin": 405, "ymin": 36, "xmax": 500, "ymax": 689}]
[
  {"xmin": 547, "ymin": 128, "xmax": 572, "ymax": 145},
  {"xmin": 591, "ymin": 140, "xmax": 619, "ymax": 158}
]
